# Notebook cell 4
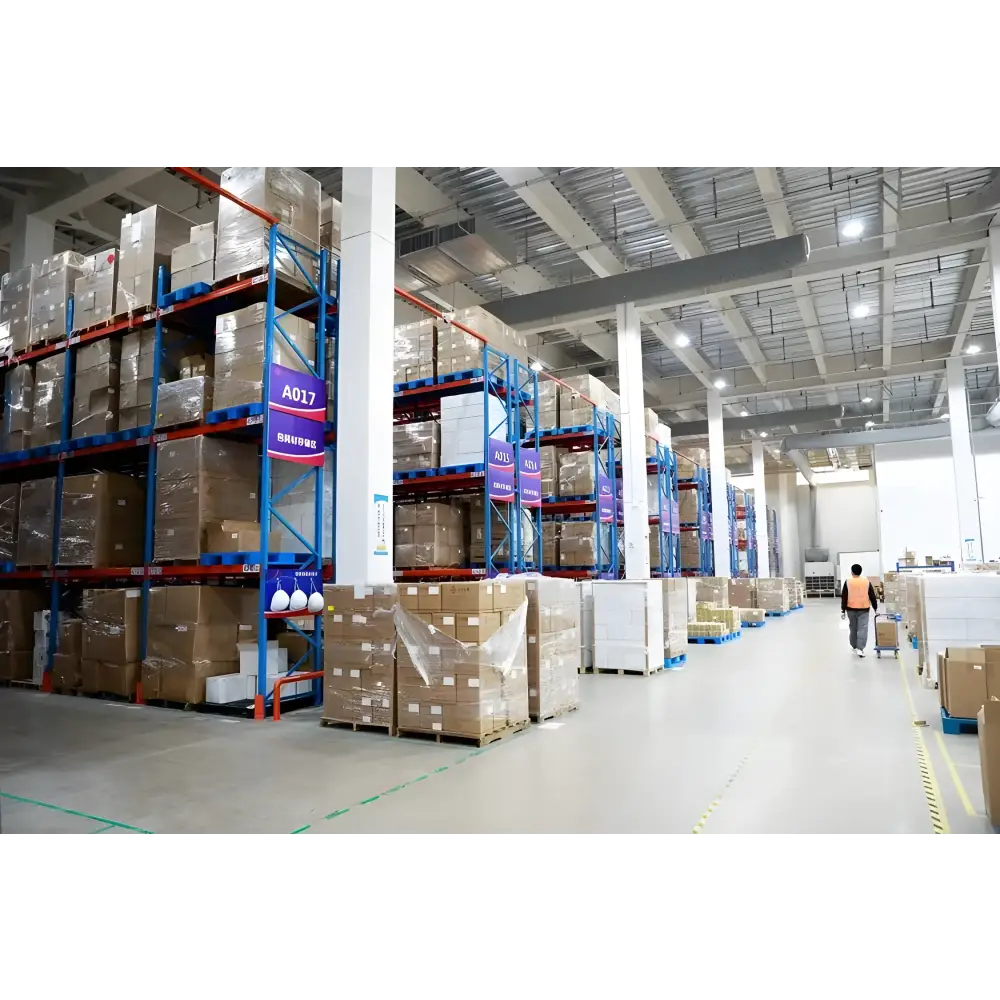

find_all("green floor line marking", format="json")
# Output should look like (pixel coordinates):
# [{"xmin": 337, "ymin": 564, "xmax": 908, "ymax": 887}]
[
  {"xmin": 290, "ymin": 825, "xmax": 312, "ymax": 834},
  {"xmin": 0, "ymin": 791, "xmax": 155, "ymax": 834},
  {"xmin": 324, "ymin": 808, "xmax": 350, "ymax": 819},
  {"xmin": 91, "ymin": 825, "xmax": 117, "ymax": 834},
  {"xmin": 359, "ymin": 795, "xmax": 380, "ymax": 805}
]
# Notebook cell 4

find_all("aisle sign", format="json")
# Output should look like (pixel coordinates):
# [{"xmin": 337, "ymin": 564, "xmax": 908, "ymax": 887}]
[
  {"xmin": 488, "ymin": 438, "xmax": 515, "ymax": 502},
  {"xmin": 269, "ymin": 364, "xmax": 325, "ymax": 422},
  {"xmin": 267, "ymin": 363, "xmax": 326, "ymax": 466},
  {"xmin": 518, "ymin": 448, "xmax": 542, "ymax": 508},
  {"xmin": 615, "ymin": 479, "xmax": 623, "ymax": 521},
  {"xmin": 597, "ymin": 474, "xmax": 614, "ymax": 523}
]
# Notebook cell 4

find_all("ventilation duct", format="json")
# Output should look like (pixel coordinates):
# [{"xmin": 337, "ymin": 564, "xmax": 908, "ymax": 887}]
[
  {"xmin": 436, "ymin": 218, "xmax": 515, "ymax": 275},
  {"xmin": 397, "ymin": 227, "xmax": 474, "ymax": 286}
]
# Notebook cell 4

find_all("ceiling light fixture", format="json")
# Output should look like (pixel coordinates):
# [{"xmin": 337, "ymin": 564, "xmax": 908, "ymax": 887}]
[
  {"xmin": 941, "ymin": 413, "xmax": 951, "ymax": 420},
  {"xmin": 841, "ymin": 219, "xmax": 864, "ymax": 239},
  {"xmin": 675, "ymin": 334, "xmax": 690, "ymax": 348},
  {"xmin": 861, "ymin": 396, "xmax": 872, "ymax": 404},
  {"xmin": 759, "ymin": 431, "xmax": 768, "ymax": 438},
  {"xmin": 865, "ymin": 420, "xmax": 875, "ymax": 428},
  {"xmin": 529, "ymin": 359, "xmax": 544, "ymax": 371},
  {"xmin": 713, "ymin": 378, "xmax": 726, "ymax": 389},
  {"xmin": 966, "ymin": 344, "xmax": 982, "ymax": 355},
  {"xmin": 740, "ymin": 409, "xmax": 749, "ymax": 417},
  {"xmin": 851, "ymin": 303, "xmax": 870, "ymax": 319}
]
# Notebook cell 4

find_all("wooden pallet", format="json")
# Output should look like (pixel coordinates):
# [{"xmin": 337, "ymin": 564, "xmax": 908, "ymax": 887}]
[
  {"xmin": 0, "ymin": 678, "xmax": 40, "ymax": 689},
  {"xmin": 397, "ymin": 719, "xmax": 528, "ymax": 748},
  {"xmin": 594, "ymin": 664, "xmax": 664, "ymax": 677},
  {"xmin": 530, "ymin": 704, "xmax": 579, "ymax": 724},
  {"xmin": 320, "ymin": 718, "xmax": 394, "ymax": 736}
]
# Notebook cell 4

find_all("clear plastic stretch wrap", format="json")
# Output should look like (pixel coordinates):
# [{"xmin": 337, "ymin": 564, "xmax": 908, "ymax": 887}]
[
  {"xmin": 0, "ymin": 589, "xmax": 43, "ymax": 681},
  {"xmin": 592, "ymin": 580, "xmax": 664, "ymax": 673},
  {"xmin": 72, "ymin": 249, "xmax": 118, "ymax": 331},
  {"xmin": 536, "ymin": 378, "xmax": 558, "ymax": 428},
  {"xmin": 539, "ymin": 445, "xmax": 560, "ymax": 499},
  {"xmin": 215, "ymin": 167, "xmax": 321, "ymax": 287},
  {"xmin": 72, "ymin": 338, "xmax": 121, "ymax": 438},
  {"xmin": 30, "ymin": 252, "xmax": 87, "ymax": 345},
  {"xmin": 270, "ymin": 450, "xmax": 334, "ymax": 559},
  {"xmin": 2, "ymin": 363, "xmax": 33, "ymax": 452},
  {"xmin": 15, "ymin": 477, "xmax": 56, "ymax": 566},
  {"xmin": 578, "ymin": 580, "xmax": 594, "ymax": 669},
  {"xmin": 661, "ymin": 578, "xmax": 688, "ymax": 658},
  {"xmin": 0, "ymin": 264, "xmax": 36, "ymax": 355},
  {"xmin": 757, "ymin": 577, "xmax": 791, "ymax": 612},
  {"xmin": 0, "ymin": 483, "xmax": 19, "ymax": 561},
  {"xmin": 523, "ymin": 575, "xmax": 581, "ymax": 720},
  {"xmin": 393, "ymin": 319, "xmax": 436, "ymax": 384},
  {"xmin": 393, "ymin": 420, "xmax": 440, "ymax": 472},
  {"xmin": 214, "ymin": 303, "xmax": 315, "ymax": 411},
  {"xmin": 558, "ymin": 450, "xmax": 596, "ymax": 496},
  {"xmin": 118, "ymin": 328, "xmax": 188, "ymax": 430},
  {"xmin": 883, "ymin": 574, "xmax": 904, "ymax": 617},
  {"xmin": 58, "ymin": 472, "xmax": 144, "ymax": 567},
  {"xmin": 51, "ymin": 616, "xmax": 82, "ymax": 691},
  {"xmin": 322, "ymin": 584, "xmax": 397, "ymax": 728},
  {"xmin": 542, "ymin": 521, "xmax": 559, "ymax": 566},
  {"xmin": 435, "ymin": 322, "xmax": 483, "ymax": 376},
  {"xmin": 154, "ymin": 437, "xmax": 259, "ymax": 561},
  {"xmin": 31, "ymin": 355, "xmax": 64, "ymax": 447},
  {"xmin": 144, "ymin": 585, "xmax": 255, "ymax": 703},
  {"xmin": 696, "ymin": 577, "xmax": 729, "ymax": 607},
  {"xmin": 557, "ymin": 374, "xmax": 610, "ymax": 426},
  {"xmin": 559, "ymin": 521, "xmax": 605, "ymax": 568},
  {"xmin": 680, "ymin": 533, "xmax": 702, "ymax": 570},
  {"xmin": 154, "ymin": 375, "xmax": 213, "ymax": 428},
  {"xmin": 394, "ymin": 582, "xmax": 529, "ymax": 738},
  {"xmin": 170, "ymin": 221, "xmax": 216, "ymax": 290},
  {"xmin": 679, "ymin": 489, "xmax": 699, "ymax": 523},
  {"xmin": 115, "ymin": 206, "xmax": 191, "ymax": 315},
  {"xmin": 79, "ymin": 587, "xmax": 142, "ymax": 697},
  {"xmin": 394, "ymin": 502, "xmax": 465, "ymax": 569}
]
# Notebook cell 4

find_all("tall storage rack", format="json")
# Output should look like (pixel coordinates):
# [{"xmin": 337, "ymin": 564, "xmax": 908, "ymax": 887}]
[
  {"xmin": 735, "ymin": 492, "xmax": 758, "ymax": 577},
  {"xmin": 726, "ymin": 483, "xmax": 739, "ymax": 578},
  {"xmin": 649, "ymin": 444, "xmax": 680, "ymax": 577},
  {"xmin": 0, "ymin": 179, "xmax": 337, "ymax": 720},
  {"xmin": 767, "ymin": 505, "xmax": 780, "ymax": 575},
  {"xmin": 678, "ymin": 464, "xmax": 713, "ymax": 576}
]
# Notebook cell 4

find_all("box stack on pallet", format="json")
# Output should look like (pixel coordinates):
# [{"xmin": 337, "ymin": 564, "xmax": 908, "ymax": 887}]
[
  {"xmin": 525, "ymin": 577, "xmax": 580, "ymax": 721},
  {"xmin": 758, "ymin": 578, "xmax": 792, "ymax": 616},
  {"xmin": 0, "ymin": 590, "xmax": 44, "ymax": 683},
  {"xmin": 592, "ymin": 580, "xmax": 664, "ymax": 675},
  {"xmin": 730, "ymin": 578, "xmax": 765, "ymax": 627},
  {"xmin": 661, "ymin": 578, "xmax": 688, "ymax": 664}
]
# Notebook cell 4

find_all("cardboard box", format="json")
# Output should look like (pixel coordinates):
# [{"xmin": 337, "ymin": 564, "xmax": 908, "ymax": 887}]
[
  {"xmin": 875, "ymin": 619, "xmax": 899, "ymax": 649},
  {"xmin": 205, "ymin": 520, "xmax": 279, "ymax": 554},
  {"xmin": 16, "ymin": 477, "xmax": 57, "ymax": 566},
  {"xmin": 115, "ymin": 205, "xmax": 192, "ymax": 314},
  {"xmin": 977, "ymin": 701, "xmax": 1000, "ymax": 826},
  {"xmin": 51, "ymin": 652, "xmax": 81, "ymax": 690},
  {"xmin": 941, "ymin": 648, "xmax": 987, "ymax": 720},
  {"xmin": 81, "ymin": 588, "xmax": 142, "ymax": 664},
  {"xmin": 58, "ymin": 472, "xmax": 144, "ymax": 567}
]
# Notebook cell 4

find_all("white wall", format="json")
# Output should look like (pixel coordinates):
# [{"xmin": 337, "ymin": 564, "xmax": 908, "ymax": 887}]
[
  {"xmin": 765, "ymin": 472, "xmax": 801, "ymax": 578},
  {"xmin": 972, "ymin": 433, "xmax": 1000, "ymax": 560},
  {"xmin": 799, "ymin": 477, "xmax": 880, "ymax": 561}
]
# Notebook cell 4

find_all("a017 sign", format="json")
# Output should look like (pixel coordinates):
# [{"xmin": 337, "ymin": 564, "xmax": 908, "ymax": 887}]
[{"xmin": 267, "ymin": 363, "xmax": 326, "ymax": 466}]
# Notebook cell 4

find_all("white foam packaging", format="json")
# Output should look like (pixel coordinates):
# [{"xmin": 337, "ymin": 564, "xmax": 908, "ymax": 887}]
[
  {"xmin": 592, "ymin": 580, "xmax": 663, "ymax": 673},
  {"xmin": 206, "ymin": 673, "xmax": 248, "ymax": 704},
  {"xmin": 237, "ymin": 640, "xmax": 288, "ymax": 676},
  {"xmin": 579, "ymin": 579, "xmax": 594, "ymax": 668}
]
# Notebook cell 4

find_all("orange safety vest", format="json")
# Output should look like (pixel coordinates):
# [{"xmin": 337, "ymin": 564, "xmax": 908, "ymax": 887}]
[{"xmin": 846, "ymin": 575, "xmax": 870, "ymax": 609}]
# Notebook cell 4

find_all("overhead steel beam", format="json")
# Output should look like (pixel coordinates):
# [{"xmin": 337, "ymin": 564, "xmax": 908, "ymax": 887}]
[
  {"xmin": 781, "ymin": 419, "xmax": 991, "ymax": 452},
  {"xmin": 669, "ymin": 404, "xmax": 845, "ymax": 438},
  {"xmin": 881, "ymin": 168, "xmax": 900, "ymax": 422},
  {"xmin": 787, "ymin": 449, "xmax": 815, "ymax": 485}
]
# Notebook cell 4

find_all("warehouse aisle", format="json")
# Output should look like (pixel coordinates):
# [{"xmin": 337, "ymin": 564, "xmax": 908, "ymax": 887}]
[{"xmin": 0, "ymin": 602, "xmax": 992, "ymax": 833}]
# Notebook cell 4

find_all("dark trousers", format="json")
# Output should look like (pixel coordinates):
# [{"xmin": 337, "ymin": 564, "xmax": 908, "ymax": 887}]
[{"xmin": 847, "ymin": 608, "xmax": 870, "ymax": 650}]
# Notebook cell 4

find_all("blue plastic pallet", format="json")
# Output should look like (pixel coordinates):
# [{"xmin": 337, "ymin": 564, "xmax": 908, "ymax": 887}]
[
  {"xmin": 393, "ymin": 368, "xmax": 487, "ymax": 392},
  {"xmin": 159, "ymin": 281, "xmax": 212, "ymax": 309},
  {"xmin": 892, "ymin": 613, "xmax": 902, "ymax": 621},
  {"xmin": 688, "ymin": 631, "xmax": 741, "ymax": 645},
  {"xmin": 741, "ymin": 620, "xmax": 766, "ymax": 628},
  {"xmin": 0, "ymin": 561, "xmax": 14, "ymax": 574},
  {"xmin": 765, "ymin": 609, "xmax": 791, "ymax": 617},
  {"xmin": 199, "ymin": 551, "xmax": 314, "ymax": 567},
  {"xmin": 548, "ymin": 494, "xmax": 595, "ymax": 503},
  {"xmin": 206, "ymin": 402, "xmax": 264, "ymax": 424},
  {"xmin": 911, "ymin": 635, "xmax": 918, "ymax": 649},
  {"xmin": 791, "ymin": 604, "xmax": 804, "ymax": 610},
  {"xmin": 665, "ymin": 653, "xmax": 687, "ymax": 667},
  {"xmin": 941, "ymin": 707, "xmax": 978, "ymax": 736}
]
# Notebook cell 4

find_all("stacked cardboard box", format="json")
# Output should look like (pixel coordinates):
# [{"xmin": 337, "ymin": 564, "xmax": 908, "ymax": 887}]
[
  {"xmin": 57, "ymin": 472, "xmax": 144, "ymax": 567},
  {"xmin": 557, "ymin": 374, "xmax": 611, "ymax": 427},
  {"xmin": 216, "ymin": 167, "xmax": 322, "ymax": 288},
  {"xmin": 938, "ymin": 647, "xmax": 989, "ymax": 720},
  {"xmin": 678, "ymin": 489, "xmax": 699, "ymax": 524},
  {"xmin": 393, "ymin": 319, "xmax": 435, "ymax": 384},
  {"xmin": 71, "ymin": 339, "xmax": 121, "ymax": 438},
  {"xmin": 439, "ymin": 393, "xmax": 507, "ymax": 468},
  {"xmin": 214, "ymin": 302, "xmax": 315, "ymax": 412},
  {"xmin": 689, "ymin": 621, "xmax": 726, "ymax": 638},
  {"xmin": 323, "ymin": 584, "xmax": 397, "ymax": 729},
  {"xmin": 435, "ymin": 322, "xmax": 483, "ymax": 376},
  {"xmin": 395, "ymin": 502, "xmax": 465, "ymax": 568},
  {"xmin": 393, "ymin": 420, "xmax": 440, "ymax": 473},
  {"xmin": 875, "ymin": 618, "xmax": 899, "ymax": 649},
  {"xmin": 153, "ymin": 437, "xmax": 259, "ymax": 561},
  {"xmin": 2, "ymin": 364, "xmax": 33, "ymax": 452},
  {"xmin": 31, "ymin": 607, "xmax": 49, "ymax": 685},
  {"xmin": 729, "ymin": 579, "xmax": 757, "ymax": 608},
  {"xmin": 30, "ymin": 252, "xmax": 87, "ymax": 345},
  {"xmin": 558, "ymin": 450, "xmax": 596, "ymax": 496},
  {"xmin": 72, "ymin": 250, "xmax": 118, "ymax": 331},
  {"xmin": 450, "ymin": 307, "xmax": 528, "ymax": 366},
  {"xmin": 80, "ymin": 588, "xmax": 142, "ymax": 697},
  {"xmin": 661, "ymin": 578, "xmax": 688, "ymax": 659},
  {"xmin": 0, "ymin": 264, "xmax": 36, "ymax": 354},
  {"xmin": 51, "ymin": 617, "xmax": 82, "ymax": 692},
  {"xmin": 542, "ymin": 521, "xmax": 559, "ymax": 567},
  {"xmin": 883, "ymin": 572, "xmax": 904, "ymax": 617},
  {"xmin": 469, "ymin": 495, "xmax": 529, "ymax": 568},
  {"xmin": 676, "ymin": 447, "xmax": 707, "ymax": 479},
  {"xmin": 592, "ymin": 580, "xmax": 664, "ymax": 674},
  {"xmin": 143, "ymin": 586, "xmax": 257, "ymax": 703},
  {"xmin": 978, "ymin": 701, "xmax": 1000, "ymax": 826},
  {"xmin": 538, "ymin": 445, "xmax": 559, "ymax": 498},
  {"xmin": 792, "ymin": 579, "xmax": 805, "ymax": 607},
  {"xmin": 206, "ymin": 519, "xmax": 279, "ymax": 554},
  {"xmin": 757, "ymin": 577, "xmax": 791, "ymax": 613},
  {"xmin": 696, "ymin": 603, "xmax": 740, "ymax": 633},
  {"xmin": 642, "ymin": 407, "xmax": 660, "ymax": 459},
  {"xmin": 696, "ymin": 578, "xmax": 729, "ymax": 606},
  {"xmin": 536, "ymin": 378, "xmax": 558, "ymax": 428},
  {"xmin": 154, "ymin": 374, "xmax": 213, "ymax": 428},
  {"xmin": 31, "ymin": 355, "xmax": 64, "ymax": 447},
  {"xmin": 395, "ymin": 580, "xmax": 529, "ymax": 738},
  {"xmin": 170, "ymin": 221, "xmax": 215, "ymax": 289},
  {"xmin": 0, "ymin": 483, "xmax": 18, "ymax": 561},
  {"xmin": 525, "ymin": 576, "xmax": 581, "ymax": 720},
  {"xmin": 0, "ymin": 589, "xmax": 43, "ymax": 681},
  {"xmin": 680, "ymin": 532, "xmax": 702, "ymax": 570},
  {"xmin": 741, "ymin": 608, "xmax": 765, "ymax": 625},
  {"xmin": 115, "ymin": 205, "xmax": 192, "ymax": 314},
  {"xmin": 118, "ymin": 328, "xmax": 188, "ymax": 430},
  {"xmin": 16, "ymin": 477, "xmax": 57, "ymax": 566},
  {"xmin": 559, "ymin": 521, "xmax": 600, "ymax": 568}
]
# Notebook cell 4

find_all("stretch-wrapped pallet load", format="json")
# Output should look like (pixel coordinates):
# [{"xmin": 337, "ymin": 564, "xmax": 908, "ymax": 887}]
[
  {"xmin": 537, "ymin": 378, "xmax": 558, "ymax": 428},
  {"xmin": 154, "ymin": 374, "xmax": 213, "ymax": 428},
  {"xmin": 80, "ymin": 587, "xmax": 141, "ymax": 698},
  {"xmin": 560, "ymin": 521, "xmax": 601, "ymax": 568},
  {"xmin": 680, "ymin": 532, "xmax": 702, "ymax": 571},
  {"xmin": 0, "ymin": 589, "xmax": 44, "ymax": 681},
  {"xmin": 395, "ymin": 580, "xmax": 529, "ymax": 740},
  {"xmin": 643, "ymin": 407, "xmax": 660, "ymax": 459},
  {"xmin": 543, "ymin": 521, "xmax": 559, "ymax": 567},
  {"xmin": 72, "ymin": 249, "xmax": 118, "ymax": 331},
  {"xmin": 793, "ymin": 579, "xmax": 805, "ymax": 606},
  {"xmin": 662, "ymin": 578, "xmax": 688, "ymax": 659},
  {"xmin": 539, "ymin": 445, "xmax": 560, "ymax": 499},
  {"xmin": 115, "ymin": 205, "xmax": 197, "ymax": 315},
  {"xmin": 679, "ymin": 489, "xmax": 699, "ymax": 524},
  {"xmin": 440, "ymin": 393, "xmax": 507, "ymax": 468},
  {"xmin": 153, "ymin": 437, "xmax": 259, "ymax": 561},
  {"xmin": 525, "ymin": 576, "xmax": 581, "ymax": 721},
  {"xmin": 143, "ymin": 585, "xmax": 256, "ymax": 703},
  {"xmin": 435, "ymin": 321, "xmax": 482, "ymax": 377},
  {"xmin": 214, "ymin": 302, "xmax": 315, "ymax": 412},
  {"xmin": 558, "ymin": 374, "xmax": 610, "ymax": 427},
  {"xmin": 676, "ymin": 447, "xmax": 707, "ymax": 479},
  {"xmin": 0, "ymin": 483, "xmax": 18, "ymax": 562},
  {"xmin": 757, "ymin": 577, "xmax": 791, "ymax": 612},
  {"xmin": 592, "ymin": 580, "xmax": 665, "ymax": 674},
  {"xmin": 170, "ymin": 221, "xmax": 215, "ymax": 290},
  {"xmin": 393, "ymin": 420, "xmax": 440, "ymax": 473},
  {"xmin": 16, "ymin": 477, "xmax": 56, "ymax": 566},
  {"xmin": 395, "ymin": 501, "xmax": 465, "ymax": 569},
  {"xmin": 741, "ymin": 607, "xmax": 765, "ymax": 625},
  {"xmin": 689, "ymin": 620, "xmax": 726, "ymax": 639},
  {"xmin": 72, "ymin": 338, "xmax": 121, "ymax": 438},
  {"xmin": 729, "ymin": 579, "xmax": 757, "ymax": 608},
  {"xmin": 883, "ymin": 572, "xmax": 904, "ymax": 618},
  {"xmin": 58, "ymin": 472, "xmax": 144, "ymax": 567},
  {"xmin": 30, "ymin": 252, "xmax": 87, "ymax": 346},
  {"xmin": 696, "ymin": 577, "xmax": 729, "ymax": 607},
  {"xmin": 0, "ymin": 264, "xmax": 36, "ymax": 355},
  {"xmin": 558, "ymin": 450, "xmax": 596, "ymax": 496},
  {"xmin": 2, "ymin": 363, "xmax": 32, "ymax": 452},
  {"xmin": 322, "ymin": 584, "xmax": 397, "ymax": 730},
  {"xmin": 119, "ymin": 328, "xmax": 188, "ymax": 430},
  {"xmin": 31, "ymin": 355, "xmax": 64, "ymax": 447},
  {"xmin": 579, "ymin": 580, "xmax": 594, "ymax": 669},
  {"xmin": 51, "ymin": 617, "xmax": 82, "ymax": 692},
  {"xmin": 216, "ymin": 167, "xmax": 321, "ymax": 288},
  {"xmin": 394, "ymin": 318, "xmax": 435, "ymax": 384}
]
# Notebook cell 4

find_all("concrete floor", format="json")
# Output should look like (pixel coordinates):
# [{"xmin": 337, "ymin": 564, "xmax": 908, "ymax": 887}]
[{"xmin": 0, "ymin": 601, "xmax": 994, "ymax": 834}]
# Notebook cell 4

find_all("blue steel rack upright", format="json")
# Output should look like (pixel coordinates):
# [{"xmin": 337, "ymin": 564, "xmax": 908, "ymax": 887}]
[
  {"xmin": 736, "ymin": 492, "xmax": 758, "ymax": 577},
  {"xmin": 653, "ymin": 443, "xmax": 680, "ymax": 577},
  {"xmin": 513, "ymin": 360, "xmax": 541, "ymax": 573}
]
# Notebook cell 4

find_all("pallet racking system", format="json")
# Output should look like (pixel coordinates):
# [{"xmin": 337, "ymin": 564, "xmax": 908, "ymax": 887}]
[
  {"xmin": 651, "ymin": 443, "xmax": 680, "ymax": 577},
  {"xmin": 678, "ymin": 464, "xmax": 713, "ymax": 576},
  {"xmin": 1, "ymin": 174, "xmax": 337, "ymax": 719},
  {"xmin": 735, "ymin": 492, "xmax": 758, "ymax": 577}
]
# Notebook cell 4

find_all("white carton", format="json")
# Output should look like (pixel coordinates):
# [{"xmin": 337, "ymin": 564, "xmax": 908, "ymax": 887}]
[
  {"xmin": 592, "ymin": 580, "xmax": 664, "ymax": 674},
  {"xmin": 237, "ymin": 640, "xmax": 287, "ymax": 676},
  {"xmin": 206, "ymin": 672, "xmax": 249, "ymax": 704}
]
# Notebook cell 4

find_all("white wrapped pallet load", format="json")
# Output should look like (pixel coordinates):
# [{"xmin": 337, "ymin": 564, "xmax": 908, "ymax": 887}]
[{"xmin": 592, "ymin": 580, "xmax": 664, "ymax": 675}]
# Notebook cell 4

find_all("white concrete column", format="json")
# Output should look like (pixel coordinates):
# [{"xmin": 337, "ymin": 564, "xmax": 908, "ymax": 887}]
[
  {"xmin": 615, "ymin": 301, "xmax": 650, "ymax": 579},
  {"xmin": 990, "ymin": 225, "xmax": 1000, "ymax": 361},
  {"xmin": 946, "ymin": 355, "xmax": 982, "ymax": 561},
  {"xmin": 336, "ymin": 168, "xmax": 396, "ymax": 585},
  {"xmin": 10, "ymin": 206, "xmax": 54, "ymax": 269},
  {"xmin": 752, "ymin": 440, "xmax": 770, "ymax": 578},
  {"xmin": 707, "ymin": 390, "xmax": 730, "ymax": 577}
]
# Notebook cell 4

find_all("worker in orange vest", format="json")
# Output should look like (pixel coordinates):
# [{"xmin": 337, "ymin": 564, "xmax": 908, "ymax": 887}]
[{"xmin": 840, "ymin": 563, "xmax": 879, "ymax": 657}]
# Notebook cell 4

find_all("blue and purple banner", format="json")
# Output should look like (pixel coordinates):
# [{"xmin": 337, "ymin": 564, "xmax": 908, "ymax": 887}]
[
  {"xmin": 597, "ymin": 474, "xmax": 614, "ymax": 523},
  {"xmin": 488, "ymin": 438, "xmax": 515, "ymax": 502},
  {"xmin": 267, "ymin": 364, "xmax": 326, "ymax": 466},
  {"xmin": 615, "ymin": 479, "xmax": 624, "ymax": 522},
  {"xmin": 518, "ymin": 448, "xmax": 542, "ymax": 508}
]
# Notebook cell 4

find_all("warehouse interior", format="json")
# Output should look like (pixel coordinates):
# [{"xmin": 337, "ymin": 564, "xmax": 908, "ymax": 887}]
[{"xmin": 1, "ymin": 164, "xmax": 999, "ymax": 837}]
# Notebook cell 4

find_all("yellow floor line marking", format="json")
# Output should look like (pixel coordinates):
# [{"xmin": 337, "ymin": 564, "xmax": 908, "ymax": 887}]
[
  {"xmin": 691, "ymin": 746, "xmax": 754, "ymax": 834},
  {"xmin": 933, "ymin": 729, "xmax": 977, "ymax": 817},
  {"xmin": 898, "ymin": 658, "xmax": 950, "ymax": 834}
]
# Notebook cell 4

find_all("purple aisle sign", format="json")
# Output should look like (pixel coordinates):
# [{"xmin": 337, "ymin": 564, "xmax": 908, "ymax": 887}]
[
  {"xmin": 518, "ymin": 448, "xmax": 542, "ymax": 508},
  {"xmin": 615, "ymin": 479, "xmax": 624, "ymax": 521},
  {"xmin": 269, "ymin": 363, "xmax": 326, "ymax": 423},
  {"xmin": 267, "ymin": 408, "xmax": 324, "ymax": 466},
  {"xmin": 488, "ymin": 438, "xmax": 515, "ymax": 502},
  {"xmin": 597, "ymin": 474, "xmax": 614, "ymax": 523}
]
